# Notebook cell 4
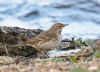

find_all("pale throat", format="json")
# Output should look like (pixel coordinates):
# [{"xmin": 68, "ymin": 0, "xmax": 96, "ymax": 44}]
[
  {"xmin": 58, "ymin": 29, "xmax": 62, "ymax": 35},
  {"xmin": 57, "ymin": 29, "xmax": 62, "ymax": 41}
]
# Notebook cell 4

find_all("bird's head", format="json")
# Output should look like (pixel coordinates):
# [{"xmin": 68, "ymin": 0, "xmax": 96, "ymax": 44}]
[{"xmin": 50, "ymin": 23, "xmax": 68, "ymax": 31}]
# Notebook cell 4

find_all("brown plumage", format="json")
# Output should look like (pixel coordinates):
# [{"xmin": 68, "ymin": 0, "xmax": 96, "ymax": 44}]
[{"xmin": 26, "ymin": 23, "xmax": 68, "ymax": 52}]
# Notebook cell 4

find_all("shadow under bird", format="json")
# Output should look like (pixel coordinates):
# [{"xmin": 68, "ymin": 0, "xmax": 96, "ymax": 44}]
[{"xmin": 26, "ymin": 23, "xmax": 68, "ymax": 57}]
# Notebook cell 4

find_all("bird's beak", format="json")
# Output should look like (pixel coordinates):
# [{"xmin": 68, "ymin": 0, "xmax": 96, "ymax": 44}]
[{"xmin": 64, "ymin": 24, "xmax": 69, "ymax": 26}]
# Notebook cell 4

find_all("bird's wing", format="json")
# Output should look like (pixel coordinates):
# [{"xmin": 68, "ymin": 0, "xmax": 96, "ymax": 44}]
[
  {"xmin": 37, "ymin": 31, "xmax": 57, "ymax": 41},
  {"xmin": 27, "ymin": 31, "xmax": 57, "ymax": 44},
  {"xmin": 26, "ymin": 36, "xmax": 41, "ymax": 45}
]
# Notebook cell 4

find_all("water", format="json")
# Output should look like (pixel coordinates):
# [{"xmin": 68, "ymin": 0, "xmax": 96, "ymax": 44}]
[{"xmin": 0, "ymin": 0, "xmax": 100, "ymax": 39}]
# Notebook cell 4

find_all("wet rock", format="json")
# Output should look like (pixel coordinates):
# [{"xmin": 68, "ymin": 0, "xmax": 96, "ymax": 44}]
[
  {"xmin": 24, "ymin": 10, "xmax": 39, "ymax": 18},
  {"xmin": 52, "ymin": 3, "xmax": 74, "ymax": 9},
  {"xmin": 19, "ymin": 10, "xmax": 39, "ymax": 20}
]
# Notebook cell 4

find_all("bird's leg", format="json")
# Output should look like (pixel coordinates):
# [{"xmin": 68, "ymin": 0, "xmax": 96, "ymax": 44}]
[{"xmin": 42, "ymin": 52, "xmax": 49, "ymax": 58}]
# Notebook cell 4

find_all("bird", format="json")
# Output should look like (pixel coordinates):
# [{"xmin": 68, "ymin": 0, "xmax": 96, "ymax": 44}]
[{"xmin": 26, "ymin": 23, "xmax": 68, "ymax": 57}]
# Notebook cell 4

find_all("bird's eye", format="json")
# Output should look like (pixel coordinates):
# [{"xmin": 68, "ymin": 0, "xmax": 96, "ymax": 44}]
[{"xmin": 58, "ymin": 25, "xmax": 62, "ymax": 27}]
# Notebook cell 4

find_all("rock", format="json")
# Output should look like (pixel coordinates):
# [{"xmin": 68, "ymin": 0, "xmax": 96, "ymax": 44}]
[
  {"xmin": 0, "ymin": 56, "xmax": 14, "ymax": 64},
  {"xmin": 88, "ymin": 65, "xmax": 98, "ymax": 71},
  {"xmin": 88, "ymin": 60, "xmax": 99, "ymax": 71},
  {"xmin": 95, "ymin": 39, "xmax": 100, "ymax": 50},
  {"xmin": 0, "ymin": 26, "xmax": 43, "ymax": 56}
]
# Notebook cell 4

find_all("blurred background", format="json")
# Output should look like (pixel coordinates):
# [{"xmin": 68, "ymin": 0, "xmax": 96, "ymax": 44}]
[{"xmin": 0, "ymin": 0, "xmax": 100, "ymax": 39}]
